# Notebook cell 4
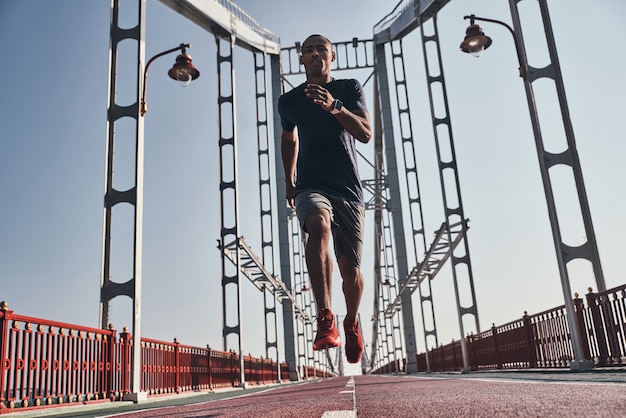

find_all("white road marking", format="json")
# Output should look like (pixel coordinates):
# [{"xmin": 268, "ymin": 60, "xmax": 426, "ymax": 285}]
[
  {"xmin": 321, "ymin": 411, "xmax": 357, "ymax": 418},
  {"xmin": 322, "ymin": 376, "xmax": 357, "ymax": 418}
]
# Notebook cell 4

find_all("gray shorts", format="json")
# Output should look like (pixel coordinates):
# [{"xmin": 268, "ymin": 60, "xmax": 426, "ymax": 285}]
[{"xmin": 294, "ymin": 190, "xmax": 365, "ymax": 267}]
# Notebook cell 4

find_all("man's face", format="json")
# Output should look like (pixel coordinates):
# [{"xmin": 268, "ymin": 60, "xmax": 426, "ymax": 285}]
[{"xmin": 300, "ymin": 36, "xmax": 335, "ymax": 78}]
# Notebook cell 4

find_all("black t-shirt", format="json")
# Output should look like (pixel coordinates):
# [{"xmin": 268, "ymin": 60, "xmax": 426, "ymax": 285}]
[{"xmin": 278, "ymin": 78, "xmax": 367, "ymax": 204}]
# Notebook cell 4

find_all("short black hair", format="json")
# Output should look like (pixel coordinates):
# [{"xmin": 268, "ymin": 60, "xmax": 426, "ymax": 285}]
[{"xmin": 302, "ymin": 34, "xmax": 331, "ymax": 47}]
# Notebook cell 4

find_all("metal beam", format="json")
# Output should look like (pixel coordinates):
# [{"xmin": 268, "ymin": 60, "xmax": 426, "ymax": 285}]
[
  {"xmin": 385, "ymin": 220, "xmax": 468, "ymax": 317},
  {"xmin": 373, "ymin": 0, "xmax": 451, "ymax": 44},
  {"xmin": 159, "ymin": 0, "xmax": 281, "ymax": 54},
  {"xmin": 219, "ymin": 236, "xmax": 313, "ymax": 325}
]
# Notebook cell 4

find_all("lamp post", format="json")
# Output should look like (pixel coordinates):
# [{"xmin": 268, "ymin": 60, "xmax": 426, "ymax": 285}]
[
  {"xmin": 140, "ymin": 43, "xmax": 200, "ymax": 116},
  {"xmin": 102, "ymin": 40, "xmax": 200, "ymax": 401},
  {"xmin": 460, "ymin": 1, "xmax": 605, "ymax": 371},
  {"xmin": 130, "ymin": 43, "xmax": 200, "ymax": 393}
]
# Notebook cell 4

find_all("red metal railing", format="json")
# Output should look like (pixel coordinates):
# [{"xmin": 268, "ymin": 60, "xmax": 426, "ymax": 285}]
[
  {"xmin": 0, "ymin": 302, "xmax": 301, "ymax": 414},
  {"xmin": 297, "ymin": 364, "xmax": 335, "ymax": 380},
  {"xmin": 378, "ymin": 283, "xmax": 626, "ymax": 373},
  {"xmin": 582, "ymin": 285, "xmax": 626, "ymax": 366},
  {"xmin": 0, "ymin": 306, "xmax": 123, "ymax": 410}
]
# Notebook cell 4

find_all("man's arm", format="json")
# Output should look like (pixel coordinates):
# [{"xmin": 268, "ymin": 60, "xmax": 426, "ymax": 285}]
[
  {"xmin": 333, "ymin": 108, "xmax": 371, "ymax": 144},
  {"xmin": 281, "ymin": 128, "xmax": 298, "ymax": 209},
  {"xmin": 304, "ymin": 83, "xmax": 372, "ymax": 143}
]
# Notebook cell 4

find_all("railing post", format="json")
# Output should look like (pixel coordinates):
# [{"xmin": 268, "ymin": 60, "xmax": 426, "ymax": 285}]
[
  {"xmin": 573, "ymin": 293, "xmax": 592, "ymax": 362},
  {"xmin": 492, "ymin": 324, "xmax": 502, "ymax": 369},
  {"xmin": 586, "ymin": 288, "xmax": 609, "ymax": 365},
  {"xmin": 120, "ymin": 328, "xmax": 132, "ymax": 396},
  {"xmin": 230, "ymin": 350, "xmax": 236, "ymax": 387},
  {"xmin": 439, "ymin": 344, "xmax": 445, "ymax": 371},
  {"xmin": 207, "ymin": 345, "xmax": 213, "ymax": 391},
  {"xmin": 468, "ymin": 333, "xmax": 476, "ymax": 371},
  {"xmin": 452, "ymin": 339, "xmax": 458, "ymax": 371},
  {"xmin": 106, "ymin": 324, "xmax": 117, "ymax": 401},
  {"xmin": 522, "ymin": 312, "xmax": 537, "ymax": 368},
  {"xmin": 0, "ymin": 302, "xmax": 12, "ymax": 411},
  {"xmin": 245, "ymin": 354, "xmax": 250, "ymax": 385},
  {"xmin": 600, "ymin": 292, "xmax": 622, "ymax": 364},
  {"xmin": 174, "ymin": 338, "xmax": 181, "ymax": 394}
]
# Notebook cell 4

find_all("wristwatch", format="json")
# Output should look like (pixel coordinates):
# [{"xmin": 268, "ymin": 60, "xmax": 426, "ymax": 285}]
[{"xmin": 329, "ymin": 99, "xmax": 343, "ymax": 115}]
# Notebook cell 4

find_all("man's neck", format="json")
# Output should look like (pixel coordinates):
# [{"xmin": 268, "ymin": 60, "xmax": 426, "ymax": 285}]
[{"xmin": 307, "ymin": 74, "xmax": 332, "ymax": 85}]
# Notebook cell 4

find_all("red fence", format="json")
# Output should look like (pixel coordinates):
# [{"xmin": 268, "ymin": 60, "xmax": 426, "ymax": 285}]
[
  {"xmin": 0, "ymin": 302, "xmax": 298, "ymax": 414},
  {"xmin": 375, "ymin": 283, "xmax": 626, "ymax": 373}
]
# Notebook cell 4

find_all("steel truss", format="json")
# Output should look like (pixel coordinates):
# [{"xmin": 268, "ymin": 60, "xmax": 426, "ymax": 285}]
[
  {"xmin": 100, "ymin": 0, "xmax": 148, "ymax": 400},
  {"xmin": 101, "ymin": 0, "xmax": 609, "ymax": 386},
  {"xmin": 368, "ymin": 86, "xmax": 404, "ymax": 372},
  {"xmin": 506, "ymin": 0, "xmax": 605, "ymax": 368},
  {"xmin": 102, "ymin": 0, "xmax": 483, "ymax": 385},
  {"xmin": 373, "ymin": 0, "xmax": 479, "ymax": 373},
  {"xmin": 251, "ymin": 48, "xmax": 286, "ymax": 376},
  {"xmin": 420, "ymin": 16, "xmax": 480, "ymax": 372}
]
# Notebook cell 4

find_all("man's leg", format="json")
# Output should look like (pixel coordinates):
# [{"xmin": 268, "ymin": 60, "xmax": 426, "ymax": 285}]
[
  {"xmin": 337, "ymin": 256, "xmax": 363, "ymax": 324},
  {"xmin": 305, "ymin": 208, "xmax": 341, "ymax": 349},
  {"xmin": 338, "ymin": 256, "xmax": 364, "ymax": 363},
  {"xmin": 304, "ymin": 208, "xmax": 333, "ymax": 309}
]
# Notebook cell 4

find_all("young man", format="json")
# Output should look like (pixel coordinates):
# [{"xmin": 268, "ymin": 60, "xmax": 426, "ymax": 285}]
[{"xmin": 278, "ymin": 34, "xmax": 372, "ymax": 363}]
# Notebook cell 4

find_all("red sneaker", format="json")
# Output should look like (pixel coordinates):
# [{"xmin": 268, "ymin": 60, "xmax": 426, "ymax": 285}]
[
  {"xmin": 313, "ymin": 308, "xmax": 341, "ymax": 350},
  {"xmin": 343, "ymin": 319, "xmax": 364, "ymax": 364}
]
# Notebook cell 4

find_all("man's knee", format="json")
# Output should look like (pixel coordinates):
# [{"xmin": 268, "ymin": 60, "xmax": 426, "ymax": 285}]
[
  {"xmin": 338, "ymin": 257, "xmax": 360, "ymax": 281},
  {"xmin": 305, "ymin": 210, "xmax": 331, "ymax": 237}
]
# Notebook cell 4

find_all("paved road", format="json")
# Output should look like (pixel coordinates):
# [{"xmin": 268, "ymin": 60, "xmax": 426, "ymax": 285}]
[{"xmin": 6, "ymin": 370, "xmax": 626, "ymax": 417}]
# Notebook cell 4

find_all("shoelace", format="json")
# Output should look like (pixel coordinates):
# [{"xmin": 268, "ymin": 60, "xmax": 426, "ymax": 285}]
[
  {"xmin": 346, "ymin": 324, "xmax": 359, "ymax": 344},
  {"xmin": 318, "ymin": 315, "xmax": 334, "ymax": 331}
]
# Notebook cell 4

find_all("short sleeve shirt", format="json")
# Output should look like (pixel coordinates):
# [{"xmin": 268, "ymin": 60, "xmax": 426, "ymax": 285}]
[{"xmin": 278, "ymin": 78, "xmax": 367, "ymax": 204}]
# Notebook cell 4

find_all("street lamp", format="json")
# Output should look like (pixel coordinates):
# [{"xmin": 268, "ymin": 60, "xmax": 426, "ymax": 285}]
[
  {"xmin": 460, "ymin": 14, "xmax": 526, "ymax": 79},
  {"xmin": 460, "ymin": 4, "xmax": 606, "ymax": 371},
  {"xmin": 459, "ymin": 18, "xmax": 492, "ymax": 58},
  {"xmin": 140, "ymin": 43, "xmax": 200, "ymax": 116}
]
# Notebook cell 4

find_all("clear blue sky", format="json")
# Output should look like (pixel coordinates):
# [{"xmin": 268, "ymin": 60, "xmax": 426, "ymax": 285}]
[{"xmin": 1, "ymin": 0, "xmax": 624, "ymax": 375}]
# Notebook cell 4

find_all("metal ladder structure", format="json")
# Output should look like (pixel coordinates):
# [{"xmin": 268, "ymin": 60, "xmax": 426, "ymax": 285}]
[
  {"xmin": 420, "ymin": 14, "xmax": 480, "ymax": 372},
  {"xmin": 288, "ymin": 214, "xmax": 319, "ymax": 378},
  {"xmin": 385, "ymin": 219, "xmax": 468, "ymax": 316},
  {"xmin": 100, "ymin": 0, "xmax": 147, "ymax": 399},
  {"xmin": 372, "ymin": 0, "xmax": 480, "ymax": 372},
  {"xmin": 220, "ymin": 237, "xmax": 312, "ymax": 323},
  {"xmin": 367, "ymin": 98, "xmax": 404, "ymax": 372},
  {"xmin": 505, "ymin": 0, "xmax": 606, "ymax": 368},
  {"xmin": 252, "ymin": 49, "xmax": 281, "ymax": 366}
]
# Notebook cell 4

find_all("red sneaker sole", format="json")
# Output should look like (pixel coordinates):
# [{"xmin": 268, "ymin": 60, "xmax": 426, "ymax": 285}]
[
  {"xmin": 313, "ymin": 339, "xmax": 342, "ymax": 350},
  {"xmin": 346, "ymin": 353, "xmax": 362, "ymax": 363}
]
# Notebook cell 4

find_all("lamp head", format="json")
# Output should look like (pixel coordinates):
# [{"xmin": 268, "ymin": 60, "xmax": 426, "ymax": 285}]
[
  {"xmin": 168, "ymin": 52, "xmax": 200, "ymax": 86},
  {"xmin": 460, "ymin": 24, "xmax": 492, "ymax": 57}
]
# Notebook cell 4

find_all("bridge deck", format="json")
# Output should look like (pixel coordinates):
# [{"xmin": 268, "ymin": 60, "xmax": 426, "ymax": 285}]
[{"xmin": 11, "ymin": 370, "xmax": 626, "ymax": 417}]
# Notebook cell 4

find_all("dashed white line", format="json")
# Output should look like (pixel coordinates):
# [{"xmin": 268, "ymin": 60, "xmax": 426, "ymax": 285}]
[{"xmin": 322, "ymin": 376, "xmax": 357, "ymax": 418}]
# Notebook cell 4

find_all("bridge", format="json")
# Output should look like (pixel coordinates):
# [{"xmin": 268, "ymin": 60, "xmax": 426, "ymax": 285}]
[{"xmin": 1, "ymin": 0, "xmax": 625, "ymax": 414}]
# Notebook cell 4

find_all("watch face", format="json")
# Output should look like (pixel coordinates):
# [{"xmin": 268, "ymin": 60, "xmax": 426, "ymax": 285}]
[{"xmin": 330, "ymin": 99, "xmax": 343, "ymax": 114}]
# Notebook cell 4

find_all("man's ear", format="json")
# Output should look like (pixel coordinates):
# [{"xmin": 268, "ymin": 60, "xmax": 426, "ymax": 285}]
[{"xmin": 299, "ymin": 55, "xmax": 304, "ymax": 65}]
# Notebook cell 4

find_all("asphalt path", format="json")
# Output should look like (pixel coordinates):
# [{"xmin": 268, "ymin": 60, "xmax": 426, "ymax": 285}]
[{"xmin": 6, "ymin": 371, "xmax": 626, "ymax": 417}]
